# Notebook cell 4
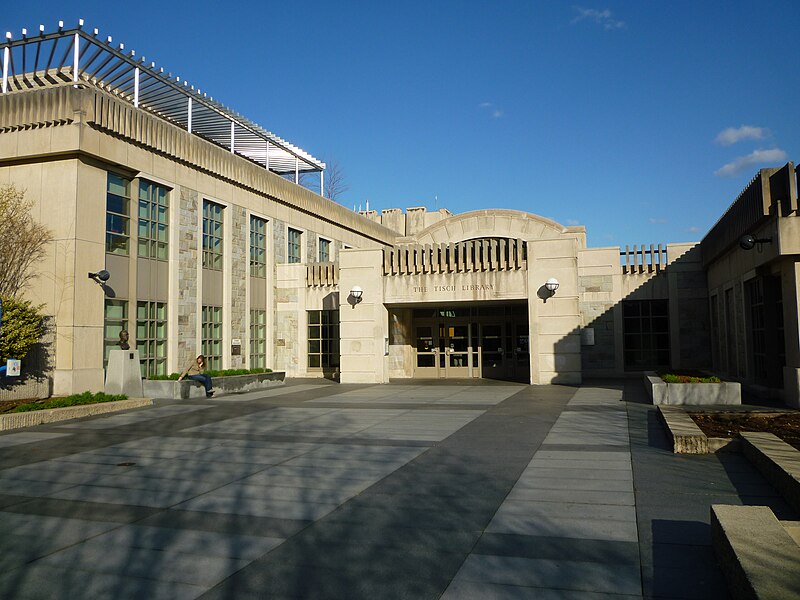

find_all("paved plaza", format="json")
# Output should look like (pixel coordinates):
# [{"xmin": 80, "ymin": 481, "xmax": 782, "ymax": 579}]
[{"xmin": 0, "ymin": 380, "xmax": 794, "ymax": 599}]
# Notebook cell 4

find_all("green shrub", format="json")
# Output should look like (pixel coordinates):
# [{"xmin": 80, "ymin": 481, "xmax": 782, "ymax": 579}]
[
  {"xmin": 660, "ymin": 373, "xmax": 721, "ymax": 384},
  {"xmin": 147, "ymin": 367, "xmax": 271, "ymax": 380},
  {"xmin": 12, "ymin": 391, "xmax": 128, "ymax": 413},
  {"xmin": 0, "ymin": 295, "xmax": 44, "ymax": 365}
]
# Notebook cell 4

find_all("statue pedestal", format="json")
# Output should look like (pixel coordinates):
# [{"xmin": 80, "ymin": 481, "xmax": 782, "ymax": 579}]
[{"xmin": 105, "ymin": 349, "xmax": 143, "ymax": 397}]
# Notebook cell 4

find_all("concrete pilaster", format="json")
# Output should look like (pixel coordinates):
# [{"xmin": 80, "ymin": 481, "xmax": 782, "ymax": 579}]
[
  {"xmin": 339, "ymin": 248, "xmax": 389, "ymax": 384},
  {"xmin": 527, "ymin": 237, "xmax": 582, "ymax": 385}
]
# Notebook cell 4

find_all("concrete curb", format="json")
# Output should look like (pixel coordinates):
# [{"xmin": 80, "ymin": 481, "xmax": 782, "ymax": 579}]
[
  {"xmin": 0, "ymin": 398, "xmax": 154, "ymax": 431},
  {"xmin": 711, "ymin": 504, "xmax": 800, "ymax": 600}
]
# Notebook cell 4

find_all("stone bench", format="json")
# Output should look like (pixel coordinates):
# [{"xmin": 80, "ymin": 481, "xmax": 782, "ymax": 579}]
[
  {"xmin": 658, "ymin": 406, "xmax": 708, "ymax": 454},
  {"xmin": 711, "ymin": 504, "xmax": 800, "ymax": 600},
  {"xmin": 142, "ymin": 371, "xmax": 285, "ymax": 400},
  {"xmin": 740, "ymin": 431, "xmax": 800, "ymax": 514}
]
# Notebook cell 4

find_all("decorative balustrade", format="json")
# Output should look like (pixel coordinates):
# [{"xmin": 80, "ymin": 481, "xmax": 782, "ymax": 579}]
[
  {"xmin": 621, "ymin": 244, "xmax": 668, "ymax": 274},
  {"xmin": 306, "ymin": 262, "xmax": 338, "ymax": 286},
  {"xmin": 383, "ymin": 239, "xmax": 527, "ymax": 276}
]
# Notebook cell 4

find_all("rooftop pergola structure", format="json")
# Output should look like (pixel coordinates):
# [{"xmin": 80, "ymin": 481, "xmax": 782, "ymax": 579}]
[{"xmin": 1, "ymin": 20, "xmax": 326, "ymax": 190}]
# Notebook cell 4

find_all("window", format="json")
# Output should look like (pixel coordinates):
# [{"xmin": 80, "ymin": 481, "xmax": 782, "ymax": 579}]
[
  {"xmin": 202, "ymin": 305, "xmax": 223, "ymax": 370},
  {"xmin": 623, "ymin": 299, "xmax": 670, "ymax": 370},
  {"xmin": 307, "ymin": 310, "xmax": 340, "ymax": 370},
  {"xmin": 250, "ymin": 216, "xmax": 267, "ymax": 277},
  {"xmin": 137, "ymin": 301, "xmax": 167, "ymax": 377},
  {"xmin": 138, "ymin": 181, "xmax": 169, "ymax": 260},
  {"xmin": 106, "ymin": 173, "xmax": 130, "ymax": 255},
  {"xmin": 319, "ymin": 238, "xmax": 331, "ymax": 262},
  {"xmin": 103, "ymin": 300, "xmax": 128, "ymax": 367},
  {"xmin": 250, "ymin": 309, "xmax": 267, "ymax": 369},
  {"xmin": 203, "ymin": 200, "xmax": 224, "ymax": 270},
  {"xmin": 288, "ymin": 228, "xmax": 302, "ymax": 264}
]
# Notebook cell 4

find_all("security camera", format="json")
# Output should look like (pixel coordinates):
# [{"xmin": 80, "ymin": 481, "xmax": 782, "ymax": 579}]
[{"xmin": 88, "ymin": 270, "xmax": 111, "ymax": 282}]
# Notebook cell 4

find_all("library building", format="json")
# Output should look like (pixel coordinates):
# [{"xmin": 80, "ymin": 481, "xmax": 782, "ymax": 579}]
[{"xmin": 1, "ymin": 23, "xmax": 799, "ymax": 407}]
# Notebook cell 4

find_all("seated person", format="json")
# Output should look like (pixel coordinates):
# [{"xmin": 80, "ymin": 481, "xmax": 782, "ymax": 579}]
[{"xmin": 178, "ymin": 354, "xmax": 214, "ymax": 397}]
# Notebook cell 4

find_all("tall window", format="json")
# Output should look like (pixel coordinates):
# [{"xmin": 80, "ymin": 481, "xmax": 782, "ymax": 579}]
[
  {"xmin": 307, "ymin": 310, "xmax": 340, "ymax": 370},
  {"xmin": 103, "ymin": 300, "xmax": 128, "ymax": 367},
  {"xmin": 250, "ymin": 309, "xmax": 267, "ymax": 368},
  {"xmin": 622, "ymin": 299, "xmax": 670, "ymax": 370},
  {"xmin": 106, "ymin": 173, "xmax": 130, "ymax": 255},
  {"xmin": 203, "ymin": 200, "xmax": 224, "ymax": 270},
  {"xmin": 319, "ymin": 238, "xmax": 331, "ymax": 262},
  {"xmin": 250, "ymin": 216, "xmax": 267, "ymax": 277},
  {"xmin": 288, "ymin": 228, "xmax": 302, "ymax": 264},
  {"xmin": 138, "ymin": 181, "xmax": 169, "ymax": 260},
  {"xmin": 137, "ymin": 301, "xmax": 167, "ymax": 377},
  {"xmin": 202, "ymin": 305, "xmax": 223, "ymax": 370}
]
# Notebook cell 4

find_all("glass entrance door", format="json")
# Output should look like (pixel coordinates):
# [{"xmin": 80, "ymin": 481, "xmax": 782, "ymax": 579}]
[
  {"xmin": 440, "ymin": 323, "xmax": 470, "ymax": 378},
  {"xmin": 415, "ymin": 325, "xmax": 439, "ymax": 377},
  {"xmin": 481, "ymin": 323, "xmax": 505, "ymax": 379}
]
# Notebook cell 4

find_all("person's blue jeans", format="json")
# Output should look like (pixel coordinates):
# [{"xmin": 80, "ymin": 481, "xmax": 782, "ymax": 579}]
[{"xmin": 188, "ymin": 373, "xmax": 213, "ymax": 394}]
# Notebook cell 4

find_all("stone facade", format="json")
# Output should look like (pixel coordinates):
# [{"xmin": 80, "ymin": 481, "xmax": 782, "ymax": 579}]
[
  {"xmin": 230, "ymin": 206, "xmax": 248, "ymax": 369},
  {"xmin": 177, "ymin": 187, "xmax": 199, "ymax": 369}
]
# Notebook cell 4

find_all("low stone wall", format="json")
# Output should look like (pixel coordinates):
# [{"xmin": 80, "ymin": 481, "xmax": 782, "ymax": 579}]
[
  {"xmin": 741, "ymin": 431, "xmax": 800, "ymax": 514},
  {"xmin": 143, "ymin": 371, "xmax": 285, "ymax": 400},
  {"xmin": 644, "ymin": 373, "xmax": 741, "ymax": 405},
  {"xmin": 0, "ymin": 398, "xmax": 153, "ymax": 431},
  {"xmin": 711, "ymin": 504, "xmax": 800, "ymax": 600}
]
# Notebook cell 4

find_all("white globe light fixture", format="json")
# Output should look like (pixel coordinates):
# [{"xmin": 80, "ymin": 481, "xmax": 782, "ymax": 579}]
[
  {"xmin": 349, "ymin": 285, "xmax": 364, "ymax": 303},
  {"xmin": 544, "ymin": 278, "xmax": 559, "ymax": 293}
]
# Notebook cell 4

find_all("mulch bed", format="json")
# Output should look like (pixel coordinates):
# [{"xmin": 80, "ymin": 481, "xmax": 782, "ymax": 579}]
[
  {"xmin": 0, "ymin": 399, "xmax": 42, "ymax": 414},
  {"xmin": 689, "ymin": 411, "xmax": 800, "ymax": 451}
]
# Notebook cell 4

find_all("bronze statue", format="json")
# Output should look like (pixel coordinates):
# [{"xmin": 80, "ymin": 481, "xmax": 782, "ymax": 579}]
[{"xmin": 118, "ymin": 329, "xmax": 130, "ymax": 350}]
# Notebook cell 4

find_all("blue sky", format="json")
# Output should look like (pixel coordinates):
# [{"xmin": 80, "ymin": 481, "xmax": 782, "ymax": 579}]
[{"xmin": 4, "ymin": 1, "xmax": 799, "ymax": 247}]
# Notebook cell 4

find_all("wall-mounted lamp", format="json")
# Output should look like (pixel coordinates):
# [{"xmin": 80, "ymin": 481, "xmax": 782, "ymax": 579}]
[
  {"xmin": 349, "ymin": 286, "xmax": 364, "ymax": 303},
  {"xmin": 739, "ymin": 234, "xmax": 772, "ymax": 251},
  {"xmin": 88, "ymin": 270, "xmax": 110, "ymax": 283},
  {"xmin": 540, "ymin": 277, "xmax": 559, "ymax": 303},
  {"xmin": 544, "ymin": 278, "xmax": 559, "ymax": 293}
]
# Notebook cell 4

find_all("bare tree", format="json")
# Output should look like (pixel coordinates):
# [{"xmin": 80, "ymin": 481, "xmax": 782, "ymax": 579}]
[
  {"xmin": 0, "ymin": 185, "xmax": 53, "ymax": 298},
  {"xmin": 324, "ymin": 159, "xmax": 349, "ymax": 203}
]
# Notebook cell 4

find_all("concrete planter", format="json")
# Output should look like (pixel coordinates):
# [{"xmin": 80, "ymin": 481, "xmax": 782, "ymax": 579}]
[
  {"xmin": 0, "ymin": 398, "xmax": 153, "ymax": 431},
  {"xmin": 644, "ymin": 372, "xmax": 741, "ymax": 405},
  {"xmin": 143, "ymin": 371, "xmax": 285, "ymax": 400}
]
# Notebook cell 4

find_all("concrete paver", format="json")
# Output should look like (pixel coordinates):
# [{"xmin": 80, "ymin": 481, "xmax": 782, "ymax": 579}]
[{"xmin": 0, "ymin": 379, "xmax": 794, "ymax": 599}]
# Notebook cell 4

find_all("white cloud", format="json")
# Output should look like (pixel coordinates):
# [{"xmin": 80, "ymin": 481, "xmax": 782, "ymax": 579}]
[
  {"xmin": 714, "ymin": 148, "xmax": 788, "ymax": 177},
  {"xmin": 566, "ymin": 219, "xmax": 580, "ymax": 226},
  {"xmin": 571, "ymin": 7, "xmax": 626, "ymax": 30},
  {"xmin": 479, "ymin": 102, "xmax": 504, "ymax": 119},
  {"xmin": 715, "ymin": 125, "xmax": 768, "ymax": 146},
  {"xmin": 648, "ymin": 217, "xmax": 667, "ymax": 224},
  {"xmin": 687, "ymin": 226, "xmax": 701, "ymax": 233}
]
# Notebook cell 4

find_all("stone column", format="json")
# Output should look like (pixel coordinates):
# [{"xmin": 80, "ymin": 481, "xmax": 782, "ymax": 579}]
[
  {"xmin": 339, "ymin": 248, "xmax": 389, "ymax": 384},
  {"xmin": 527, "ymin": 238, "xmax": 582, "ymax": 384},
  {"xmin": 782, "ymin": 262, "xmax": 800, "ymax": 408},
  {"xmin": 177, "ymin": 188, "xmax": 199, "ymax": 369},
  {"xmin": 229, "ymin": 206, "xmax": 248, "ymax": 369}
]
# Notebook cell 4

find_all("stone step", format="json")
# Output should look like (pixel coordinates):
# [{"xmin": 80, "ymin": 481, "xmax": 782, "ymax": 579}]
[
  {"xmin": 740, "ymin": 431, "xmax": 800, "ymax": 513},
  {"xmin": 711, "ymin": 504, "xmax": 800, "ymax": 600}
]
